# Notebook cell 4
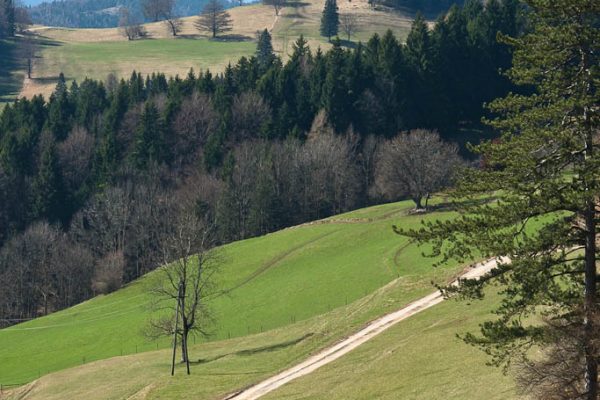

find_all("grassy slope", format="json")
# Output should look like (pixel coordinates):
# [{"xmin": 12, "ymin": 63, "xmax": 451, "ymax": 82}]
[
  {"xmin": 4, "ymin": 275, "xmax": 522, "ymax": 399},
  {"xmin": 263, "ymin": 291, "xmax": 520, "ymax": 400},
  {"xmin": 0, "ymin": 199, "xmax": 462, "ymax": 386},
  {"xmin": 18, "ymin": 0, "xmax": 415, "ymax": 100}
]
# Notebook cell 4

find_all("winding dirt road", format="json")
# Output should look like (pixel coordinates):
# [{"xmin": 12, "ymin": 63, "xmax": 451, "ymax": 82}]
[{"xmin": 224, "ymin": 258, "xmax": 500, "ymax": 400}]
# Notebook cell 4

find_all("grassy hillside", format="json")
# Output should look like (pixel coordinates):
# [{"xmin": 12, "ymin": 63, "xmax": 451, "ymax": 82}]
[
  {"xmin": 17, "ymin": 0, "xmax": 415, "ymax": 100},
  {"xmin": 263, "ymin": 290, "xmax": 520, "ymax": 400},
  {"xmin": 3, "ymin": 268, "xmax": 521, "ymax": 399},
  {"xmin": 0, "ymin": 199, "xmax": 465, "ymax": 387}
]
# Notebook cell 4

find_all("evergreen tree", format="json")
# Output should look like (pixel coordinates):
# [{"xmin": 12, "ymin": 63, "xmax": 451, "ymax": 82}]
[
  {"xmin": 322, "ymin": 40, "xmax": 351, "ymax": 132},
  {"xmin": 32, "ymin": 139, "xmax": 66, "ymax": 223},
  {"xmin": 320, "ymin": 0, "xmax": 339, "ymax": 41},
  {"xmin": 132, "ymin": 102, "xmax": 164, "ymax": 169},
  {"xmin": 255, "ymin": 28, "xmax": 275, "ymax": 70},
  {"xmin": 0, "ymin": 0, "xmax": 15, "ymax": 38},
  {"xmin": 401, "ymin": 1, "xmax": 600, "ymax": 398}
]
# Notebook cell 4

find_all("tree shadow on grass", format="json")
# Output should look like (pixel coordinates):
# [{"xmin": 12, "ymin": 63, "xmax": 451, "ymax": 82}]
[
  {"xmin": 0, "ymin": 35, "xmax": 64, "ymax": 104},
  {"xmin": 193, "ymin": 333, "xmax": 314, "ymax": 365},
  {"xmin": 427, "ymin": 197, "xmax": 496, "ymax": 213},
  {"xmin": 0, "ymin": 39, "xmax": 23, "ymax": 104}
]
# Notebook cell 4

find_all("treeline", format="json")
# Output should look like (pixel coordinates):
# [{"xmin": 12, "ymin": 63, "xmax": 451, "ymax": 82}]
[
  {"xmin": 0, "ymin": 0, "xmax": 14, "ymax": 38},
  {"xmin": 0, "ymin": 0, "xmax": 523, "ymax": 325},
  {"xmin": 376, "ymin": 0, "xmax": 464, "ymax": 15},
  {"xmin": 28, "ymin": 0, "xmax": 217, "ymax": 28}
]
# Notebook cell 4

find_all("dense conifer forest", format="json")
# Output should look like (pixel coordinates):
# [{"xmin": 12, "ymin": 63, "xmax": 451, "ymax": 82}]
[{"xmin": 0, "ymin": 0, "xmax": 524, "ymax": 325}]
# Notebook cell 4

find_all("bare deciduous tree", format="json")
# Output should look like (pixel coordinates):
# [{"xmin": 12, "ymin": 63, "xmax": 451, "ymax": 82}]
[
  {"xmin": 0, "ymin": 222, "xmax": 93, "ymax": 320},
  {"xmin": 19, "ymin": 34, "xmax": 35, "ymax": 79},
  {"xmin": 92, "ymin": 251, "xmax": 125, "ymax": 295},
  {"xmin": 263, "ymin": 0, "xmax": 286, "ymax": 16},
  {"xmin": 141, "ymin": 0, "xmax": 182, "ymax": 36},
  {"xmin": 58, "ymin": 126, "xmax": 95, "ymax": 194},
  {"xmin": 119, "ymin": 7, "xmax": 147, "ymax": 40},
  {"xmin": 147, "ymin": 192, "xmax": 219, "ymax": 368},
  {"xmin": 172, "ymin": 91, "xmax": 218, "ymax": 167},
  {"xmin": 14, "ymin": 6, "xmax": 31, "ymax": 33},
  {"xmin": 231, "ymin": 91, "xmax": 271, "ymax": 140},
  {"xmin": 359, "ymin": 134, "xmax": 381, "ymax": 201},
  {"xmin": 339, "ymin": 14, "xmax": 359, "ymax": 41},
  {"xmin": 375, "ymin": 129, "xmax": 462, "ymax": 210},
  {"xmin": 164, "ymin": 16, "xmax": 183, "ymax": 36},
  {"xmin": 194, "ymin": 0, "xmax": 232, "ymax": 39}
]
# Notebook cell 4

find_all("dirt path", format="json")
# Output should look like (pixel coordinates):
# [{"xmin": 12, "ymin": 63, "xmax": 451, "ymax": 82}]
[{"xmin": 224, "ymin": 258, "xmax": 500, "ymax": 400}]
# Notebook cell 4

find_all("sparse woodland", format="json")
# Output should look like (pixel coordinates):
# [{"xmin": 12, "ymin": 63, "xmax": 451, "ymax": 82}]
[{"xmin": 0, "ymin": 1, "xmax": 523, "ymax": 326}]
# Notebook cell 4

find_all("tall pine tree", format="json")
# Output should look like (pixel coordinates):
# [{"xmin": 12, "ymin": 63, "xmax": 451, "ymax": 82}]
[
  {"xmin": 320, "ymin": 0, "xmax": 339, "ymax": 41},
  {"xmin": 401, "ymin": 1, "xmax": 600, "ymax": 398},
  {"xmin": 256, "ymin": 28, "xmax": 275, "ymax": 70}
]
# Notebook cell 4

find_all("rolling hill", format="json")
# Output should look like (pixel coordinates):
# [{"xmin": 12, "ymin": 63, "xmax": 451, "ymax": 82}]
[
  {"xmin": 0, "ymin": 202, "xmax": 523, "ymax": 399},
  {"xmin": 0, "ymin": 199, "xmax": 520, "ymax": 399},
  {"xmin": 12, "ymin": 0, "xmax": 415, "ymax": 102}
]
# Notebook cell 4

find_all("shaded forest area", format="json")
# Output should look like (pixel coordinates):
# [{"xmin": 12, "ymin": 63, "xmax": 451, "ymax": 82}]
[{"xmin": 0, "ymin": 0, "xmax": 524, "ymax": 325}]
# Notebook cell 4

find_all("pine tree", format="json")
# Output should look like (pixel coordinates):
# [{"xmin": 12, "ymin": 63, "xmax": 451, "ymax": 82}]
[
  {"xmin": 132, "ymin": 102, "xmax": 164, "ymax": 169},
  {"xmin": 255, "ymin": 28, "xmax": 275, "ymax": 70},
  {"xmin": 401, "ymin": 1, "xmax": 600, "ymax": 398},
  {"xmin": 322, "ymin": 40, "xmax": 350, "ymax": 132},
  {"xmin": 32, "ymin": 139, "xmax": 66, "ymax": 223},
  {"xmin": 320, "ymin": 0, "xmax": 339, "ymax": 41}
]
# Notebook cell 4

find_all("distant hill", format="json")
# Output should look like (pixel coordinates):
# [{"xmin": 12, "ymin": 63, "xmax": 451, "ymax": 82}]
[
  {"xmin": 20, "ymin": 0, "xmax": 47, "ymax": 6},
  {"xmin": 28, "ymin": 0, "xmax": 235, "ymax": 28}
]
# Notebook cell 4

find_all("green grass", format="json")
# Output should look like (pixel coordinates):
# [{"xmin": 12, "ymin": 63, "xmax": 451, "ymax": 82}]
[
  {"xmin": 0, "ymin": 199, "xmax": 466, "ymax": 386},
  {"xmin": 3, "ymin": 273, "xmax": 521, "ymax": 400},
  {"xmin": 36, "ymin": 38, "xmax": 256, "ymax": 83},
  {"xmin": 262, "ymin": 290, "xmax": 520, "ymax": 400}
]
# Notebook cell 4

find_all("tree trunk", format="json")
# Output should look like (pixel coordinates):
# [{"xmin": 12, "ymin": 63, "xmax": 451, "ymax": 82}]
[
  {"xmin": 414, "ymin": 197, "xmax": 423, "ymax": 210},
  {"xmin": 582, "ymin": 43, "xmax": 597, "ymax": 397},
  {"xmin": 583, "ymin": 200, "xmax": 597, "ymax": 400}
]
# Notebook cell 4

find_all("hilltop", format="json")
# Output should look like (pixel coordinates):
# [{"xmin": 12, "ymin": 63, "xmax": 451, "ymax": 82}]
[{"xmin": 9, "ymin": 0, "xmax": 415, "ymax": 101}]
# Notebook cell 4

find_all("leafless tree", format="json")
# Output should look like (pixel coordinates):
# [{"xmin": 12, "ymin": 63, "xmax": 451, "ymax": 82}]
[
  {"xmin": 119, "ymin": 7, "xmax": 147, "ymax": 40},
  {"xmin": 172, "ymin": 91, "xmax": 218, "ymax": 168},
  {"xmin": 58, "ymin": 126, "xmax": 95, "ymax": 194},
  {"xmin": 92, "ymin": 251, "xmax": 125, "ymax": 295},
  {"xmin": 164, "ymin": 15, "xmax": 183, "ymax": 36},
  {"xmin": 0, "ymin": 222, "xmax": 93, "ymax": 320},
  {"xmin": 194, "ymin": 0, "xmax": 232, "ymax": 38},
  {"xmin": 104, "ymin": 73, "xmax": 119, "ymax": 94},
  {"xmin": 19, "ymin": 34, "xmax": 35, "ymax": 79},
  {"xmin": 14, "ymin": 5, "xmax": 32, "ymax": 33},
  {"xmin": 375, "ymin": 129, "xmax": 462, "ymax": 210},
  {"xmin": 141, "ymin": 0, "xmax": 182, "ymax": 36},
  {"xmin": 340, "ymin": 14, "xmax": 359, "ymax": 41},
  {"xmin": 359, "ymin": 134, "xmax": 381, "ymax": 201},
  {"xmin": 303, "ymin": 130, "xmax": 361, "ymax": 217},
  {"xmin": 231, "ymin": 91, "xmax": 271, "ymax": 140},
  {"xmin": 263, "ymin": 0, "xmax": 286, "ymax": 16},
  {"xmin": 147, "ymin": 192, "xmax": 219, "ymax": 368}
]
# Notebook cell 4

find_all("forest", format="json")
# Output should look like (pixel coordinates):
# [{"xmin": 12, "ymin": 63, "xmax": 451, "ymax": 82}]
[{"xmin": 0, "ymin": 0, "xmax": 524, "ymax": 325}]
